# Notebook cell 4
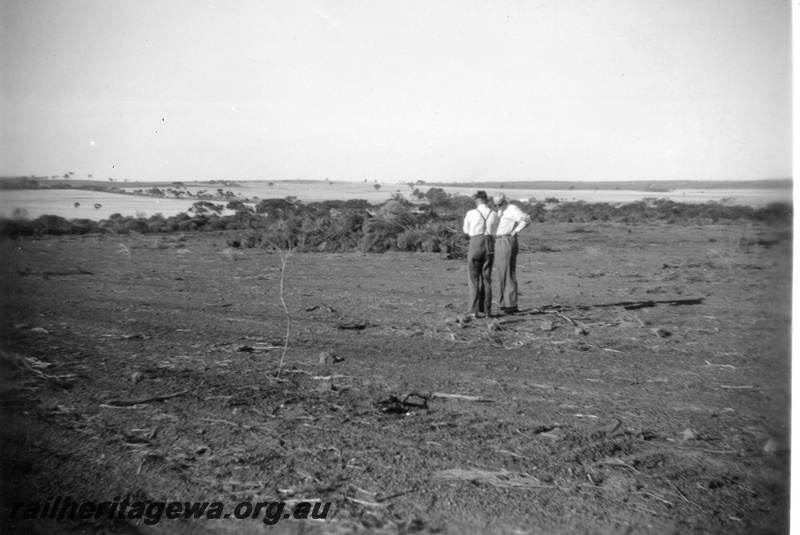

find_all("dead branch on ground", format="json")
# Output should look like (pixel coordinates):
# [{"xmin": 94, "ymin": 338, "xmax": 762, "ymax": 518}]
[
  {"xmin": 102, "ymin": 388, "xmax": 192, "ymax": 407},
  {"xmin": 539, "ymin": 298, "xmax": 704, "ymax": 312},
  {"xmin": 274, "ymin": 247, "xmax": 293, "ymax": 377},
  {"xmin": 376, "ymin": 487, "xmax": 419, "ymax": 502},
  {"xmin": 556, "ymin": 312, "xmax": 577, "ymax": 325},
  {"xmin": 398, "ymin": 391, "xmax": 493, "ymax": 405},
  {"xmin": 431, "ymin": 392, "xmax": 492, "ymax": 402},
  {"xmin": 344, "ymin": 497, "xmax": 387, "ymax": 508}
]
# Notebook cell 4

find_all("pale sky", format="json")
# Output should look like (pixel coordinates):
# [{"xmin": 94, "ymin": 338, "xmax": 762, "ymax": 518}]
[{"xmin": 0, "ymin": 0, "xmax": 792, "ymax": 183}]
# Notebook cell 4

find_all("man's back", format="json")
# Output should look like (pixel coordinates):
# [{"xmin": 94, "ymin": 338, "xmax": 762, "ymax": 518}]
[
  {"xmin": 464, "ymin": 205, "xmax": 499, "ymax": 236},
  {"xmin": 496, "ymin": 203, "xmax": 531, "ymax": 236}
]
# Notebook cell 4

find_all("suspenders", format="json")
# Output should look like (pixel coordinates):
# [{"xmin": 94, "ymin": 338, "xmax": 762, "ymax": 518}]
[
  {"xmin": 474, "ymin": 208, "xmax": 494, "ymax": 254},
  {"xmin": 475, "ymin": 208, "xmax": 491, "ymax": 236}
]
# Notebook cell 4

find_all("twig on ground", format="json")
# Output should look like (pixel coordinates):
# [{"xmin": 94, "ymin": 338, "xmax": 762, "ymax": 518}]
[
  {"xmin": 719, "ymin": 385, "xmax": 754, "ymax": 389},
  {"xmin": 200, "ymin": 418, "xmax": 274, "ymax": 430},
  {"xmin": 102, "ymin": 388, "xmax": 192, "ymax": 407},
  {"xmin": 494, "ymin": 449, "xmax": 534, "ymax": 460},
  {"xmin": 431, "ymin": 392, "xmax": 492, "ymax": 402},
  {"xmin": 641, "ymin": 491, "xmax": 674, "ymax": 507},
  {"xmin": 1, "ymin": 350, "xmax": 77, "ymax": 383},
  {"xmin": 556, "ymin": 312, "xmax": 577, "ymax": 325},
  {"xmin": 350, "ymin": 486, "xmax": 376, "ymax": 496},
  {"xmin": 21, "ymin": 268, "xmax": 94, "ymax": 278},
  {"xmin": 345, "ymin": 496, "xmax": 387, "ymax": 508},
  {"xmin": 578, "ymin": 484, "xmax": 613, "ymax": 491},
  {"xmin": 492, "ymin": 318, "xmax": 527, "ymax": 327},
  {"xmin": 275, "ymin": 248, "xmax": 293, "ymax": 377},
  {"xmin": 676, "ymin": 446, "xmax": 736, "ymax": 454},
  {"xmin": 443, "ymin": 325, "xmax": 457, "ymax": 341},
  {"xmin": 703, "ymin": 360, "xmax": 736, "ymax": 369},
  {"xmin": 200, "ymin": 417, "xmax": 245, "ymax": 427},
  {"xmin": 672, "ymin": 483, "xmax": 690, "ymax": 503},
  {"xmin": 595, "ymin": 459, "xmax": 641, "ymax": 473},
  {"xmin": 394, "ymin": 391, "xmax": 492, "ymax": 406}
]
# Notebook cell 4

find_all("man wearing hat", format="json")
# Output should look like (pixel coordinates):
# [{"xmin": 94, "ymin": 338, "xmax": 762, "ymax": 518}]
[
  {"xmin": 462, "ymin": 191, "xmax": 499, "ymax": 318},
  {"xmin": 492, "ymin": 193, "xmax": 531, "ymax": 315}
]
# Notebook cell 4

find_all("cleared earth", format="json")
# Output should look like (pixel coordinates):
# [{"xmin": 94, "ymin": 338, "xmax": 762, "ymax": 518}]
[{"xmin": 0, "ymin": 221, "xmax": 791, "ymax": 534}]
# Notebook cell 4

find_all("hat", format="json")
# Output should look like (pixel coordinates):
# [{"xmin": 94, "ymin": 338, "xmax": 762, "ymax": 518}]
[{"xmin": 473, "ymin": 190, "xmax": 488, "ymax": 202}]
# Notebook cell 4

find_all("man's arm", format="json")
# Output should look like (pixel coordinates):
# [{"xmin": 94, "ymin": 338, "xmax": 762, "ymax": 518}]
[
  {"xmin": 510, "ymin": 206, "xmax": 532, "ymax": 236},
  {"xmin": 463, "ymin": 210, "xmax": 473, "ymax": 235}
]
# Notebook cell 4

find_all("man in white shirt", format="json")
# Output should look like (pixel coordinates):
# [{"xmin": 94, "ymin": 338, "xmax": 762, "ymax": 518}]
[
  {"xmin": 462, "ymin": 191, "xmax": 499, "ymax": 318},
  {"xmin": 492, "ymin": 193, "xmax": 532, "ymax": 314}
]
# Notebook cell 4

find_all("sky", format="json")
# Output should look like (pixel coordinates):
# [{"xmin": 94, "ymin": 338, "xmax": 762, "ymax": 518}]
[{"xmin": 0, "ymin": 0, "xmax": 792, "ymax": 184}]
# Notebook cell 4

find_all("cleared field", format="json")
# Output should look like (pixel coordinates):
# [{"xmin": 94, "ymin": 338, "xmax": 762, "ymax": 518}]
[{"xmin": 0, "ymin": 221, "xmax": 791, "ymax": 534}]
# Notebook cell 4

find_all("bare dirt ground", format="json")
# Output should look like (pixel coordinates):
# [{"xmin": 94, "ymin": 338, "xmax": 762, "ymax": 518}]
[{"xmin": 0, "ymin": 221, "xmax": 791, "ymax": 534}]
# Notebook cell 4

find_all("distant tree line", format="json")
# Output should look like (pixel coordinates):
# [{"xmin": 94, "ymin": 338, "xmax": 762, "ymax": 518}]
[
  {"xmin": 0, "ymin": 189, "xmax": 791, "ymax": 259},
  {"xmin": 0, "ymin": 177, "xmax": 42, "ymax": 190}
]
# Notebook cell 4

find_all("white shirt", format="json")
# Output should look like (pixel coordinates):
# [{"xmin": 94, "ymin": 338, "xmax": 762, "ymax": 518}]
[
  {"xmin": 495, "ymin": 203, "xmax": 531, "ymax": 236},
  {"xmin": 463, "ymin": 205, "xmax": 499, "ymax": 237}
]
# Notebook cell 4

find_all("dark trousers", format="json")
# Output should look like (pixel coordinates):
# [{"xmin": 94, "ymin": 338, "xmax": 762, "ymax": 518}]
[
  {"xmin": 467, "ymin": 235, "xmax": 493, "ymax": 314},
  {"xmin": 494, "ymin": 235, "xmax": 518, "ymax": 310}
]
